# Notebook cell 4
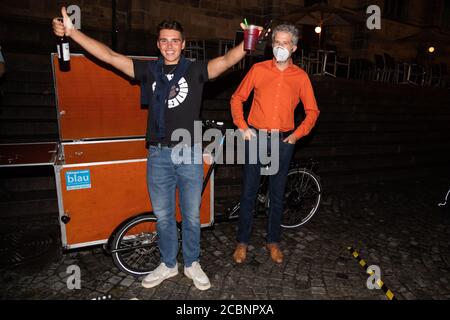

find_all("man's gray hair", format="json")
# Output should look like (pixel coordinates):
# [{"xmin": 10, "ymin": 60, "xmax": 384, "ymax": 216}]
[{"xmin": 272, "ymin": 24, "xmax": 299, "ymax": 46}]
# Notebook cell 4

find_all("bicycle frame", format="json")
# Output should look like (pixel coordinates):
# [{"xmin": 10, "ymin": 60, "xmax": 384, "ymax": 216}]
[{"xmin": 202, "ymin": 134, "xmax": 226, "ymax": 196}]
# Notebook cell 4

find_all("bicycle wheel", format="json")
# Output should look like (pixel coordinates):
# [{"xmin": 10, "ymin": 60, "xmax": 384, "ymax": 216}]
[
  {"xmin": 111, "ymin": 214, "xmax": 160, "ymax": 276},
  {"xmin": 281, "ymin": 168, "xmax": 322, "ymax": 228}
]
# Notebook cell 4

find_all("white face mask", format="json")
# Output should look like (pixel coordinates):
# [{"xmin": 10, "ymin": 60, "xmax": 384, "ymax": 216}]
[{"xmin": 273, "ymin": 46, "xmax": 290, "ymax": 62}]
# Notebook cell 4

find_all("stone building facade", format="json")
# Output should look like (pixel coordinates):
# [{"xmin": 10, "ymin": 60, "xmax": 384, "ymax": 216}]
[{"xmin": 1, "ymin": 0, "xmax": 449, "ymax": 64}]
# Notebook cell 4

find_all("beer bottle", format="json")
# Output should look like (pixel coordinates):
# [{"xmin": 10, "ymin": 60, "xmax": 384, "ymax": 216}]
[{"xmin": 57, "ymin": 35, "xmax": 71, "ymax": 72}]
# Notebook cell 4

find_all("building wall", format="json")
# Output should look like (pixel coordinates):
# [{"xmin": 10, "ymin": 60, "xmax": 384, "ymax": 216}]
[
  {"xmin": 329, "ymin": 0, "xmax": 450, "ymax": 64},
  {"xmin": 0, "ymin": 0, "xmax": 448, "ymax": 63},
  {"xmin": 0, "ymin": 0, "xmax": 264, "ymax": 44},
  {"xmin": 1, "ymin": 1, "xmax": 449, "ymax": 218}
]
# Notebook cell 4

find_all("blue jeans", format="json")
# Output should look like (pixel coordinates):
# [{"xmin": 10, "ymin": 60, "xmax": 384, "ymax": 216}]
[
  {"xmin": 237, "ymin": 134, "xmax": 295, "ymax": 244},
  {"xmin": 147, "ymin": 144, "xmax": 203, "ymax": 268}
]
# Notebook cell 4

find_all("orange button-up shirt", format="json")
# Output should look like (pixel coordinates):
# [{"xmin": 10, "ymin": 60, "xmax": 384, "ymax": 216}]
[{"xmin": 231, "ymin": 58, "xmax": 320, "ymax": 139}]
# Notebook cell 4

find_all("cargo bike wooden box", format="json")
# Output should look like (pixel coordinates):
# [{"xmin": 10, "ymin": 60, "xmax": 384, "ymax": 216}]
[{"xmin": 2, "ymin": 54, "xmax": 214, "ymax": 276}]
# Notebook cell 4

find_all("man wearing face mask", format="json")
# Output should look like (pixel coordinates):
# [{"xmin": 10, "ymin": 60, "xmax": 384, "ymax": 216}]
[{"xmin": 230, "ymin": 24, "xmax": 320, "ymax": 264}]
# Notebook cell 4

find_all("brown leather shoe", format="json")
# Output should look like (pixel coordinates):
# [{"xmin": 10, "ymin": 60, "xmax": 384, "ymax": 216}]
[
  {"xmin": 233, "ymin": 243, "xmax": 247, "ymax": 264},
  {"xmin": 266, "ymin": 243, "xmax": 283, "ymax": 264}
]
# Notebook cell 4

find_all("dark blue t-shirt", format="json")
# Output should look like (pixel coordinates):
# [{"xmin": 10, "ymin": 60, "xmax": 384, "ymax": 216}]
[{"xmin": 133, "ymin": 59, "xmax": 209, "ymax": 144}]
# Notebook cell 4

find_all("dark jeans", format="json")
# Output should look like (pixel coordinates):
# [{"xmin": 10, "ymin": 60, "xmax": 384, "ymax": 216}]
[{"xmin": 236, "ymin": 132, "xmax": 295, "ymax": 244}]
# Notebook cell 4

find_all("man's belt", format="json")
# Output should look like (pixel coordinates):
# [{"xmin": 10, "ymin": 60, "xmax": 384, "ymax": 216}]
[
  {"xmin": 148, "ymin": 141, "xmax": 180, "ymax": 148},
  {"xmin": 250, "ymin": 127, "xmax": 294, "ymax": 139}
]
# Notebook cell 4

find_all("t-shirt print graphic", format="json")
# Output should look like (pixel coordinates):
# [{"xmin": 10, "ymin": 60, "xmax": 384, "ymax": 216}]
[{"xmin": 152, "ymin": 74, "xmax": 189, "ymax": 109}]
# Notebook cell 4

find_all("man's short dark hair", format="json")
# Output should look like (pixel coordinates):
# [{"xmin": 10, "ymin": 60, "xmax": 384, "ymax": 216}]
[{"xmin": 157, "ymin": 20, "xmax": 185, "ymax": 39}]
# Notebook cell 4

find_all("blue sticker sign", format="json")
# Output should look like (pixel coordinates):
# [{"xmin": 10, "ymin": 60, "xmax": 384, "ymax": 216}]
[{"xmin": 65, "ymin": 170, "xmax": 91, "ymax": 191}]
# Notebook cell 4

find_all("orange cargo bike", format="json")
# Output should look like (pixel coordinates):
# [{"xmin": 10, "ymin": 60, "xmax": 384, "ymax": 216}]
[
  {"xmin": 0, "ymin": 54, "xmax": 322, "ymax": 277},
  {"xmin": 0, "ymin": 54, "xmax": 214, "ymax": 273}
]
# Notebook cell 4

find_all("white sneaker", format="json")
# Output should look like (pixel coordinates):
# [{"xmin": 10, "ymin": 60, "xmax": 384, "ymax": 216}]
[
  {"xmin": 141, "ymin": 263, "xmax": 178, "ymax": 288},
  {"xmin": 184, "ymin": 261, "xmax": 211, "ymax": 291}
]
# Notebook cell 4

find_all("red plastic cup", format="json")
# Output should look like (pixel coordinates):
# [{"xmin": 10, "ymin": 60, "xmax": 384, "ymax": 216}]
[{"xmin": 244, "ymin": 25, "xmax": 260, "ymax": 52}]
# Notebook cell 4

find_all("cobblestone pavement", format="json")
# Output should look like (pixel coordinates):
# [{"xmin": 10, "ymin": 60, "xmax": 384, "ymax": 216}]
[{"xmin": 1, "ymin": 177, "xmax": 449, "ymax": 300}]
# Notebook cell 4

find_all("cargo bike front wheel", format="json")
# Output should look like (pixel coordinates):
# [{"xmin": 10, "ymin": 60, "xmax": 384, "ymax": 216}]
[{"xmin": 110, "ymin": 214, "xmax": 161, "ymax": 276}]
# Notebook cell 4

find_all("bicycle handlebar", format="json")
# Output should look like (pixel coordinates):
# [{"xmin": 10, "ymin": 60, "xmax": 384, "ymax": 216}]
[
  {"xmin": 202, "ymin": 120, "xmax": 236, "ymax": 132},
  {"xmin": 202, "ymin": 120, "xmax": 224, "ymax": 130}
]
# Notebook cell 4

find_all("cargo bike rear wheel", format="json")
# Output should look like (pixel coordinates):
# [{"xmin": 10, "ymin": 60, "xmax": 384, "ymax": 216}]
[{"xmin": 110, "ymin": 214, "xmax": 160, "ymax": 276}]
